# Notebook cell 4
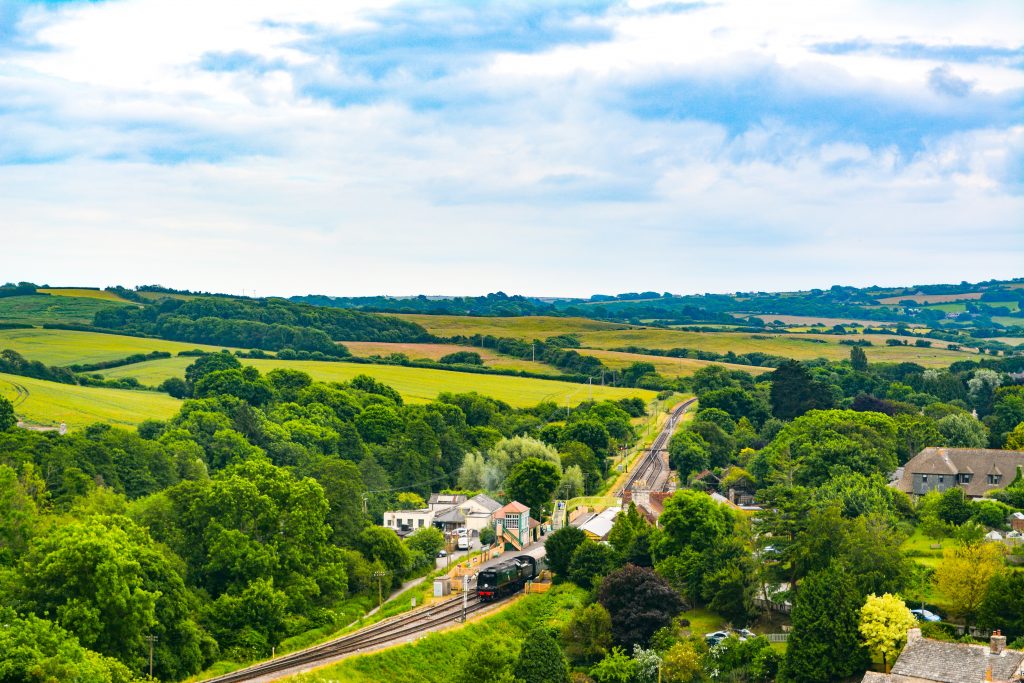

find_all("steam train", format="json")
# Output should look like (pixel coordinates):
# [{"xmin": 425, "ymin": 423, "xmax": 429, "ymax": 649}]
[{"xmin": 477, "ymin": 555, "xmax": 544, "ymax": 601}]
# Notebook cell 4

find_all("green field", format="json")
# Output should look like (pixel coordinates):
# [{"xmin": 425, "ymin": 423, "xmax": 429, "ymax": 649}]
[
  {"xmin": 99, "ymin": 357, "xmax": 657, "ymax": 408},
  {"xmin": 580, "ymin": 348, "xmax": 772, "ymax": 377},
  {"xmin": 342, "ymin": 340, "xmax": 561, "ymax": 374},
  {"xmin": 736, "ymin": 313, "xmax": 917, "ymax": 328},
  {"xmin": 37, "ymin": 287, "xmax": 133, "ymax": 303},
  {"xmin": 0, "ymin": 372, "xmax": 181, "ymax": 429},
  {"xmin": 397, "ymin": 315, "xmax": 974, "ymax": 367},
  {"xmin": 0, "ymin": 294, "xmax": 130, "ymax": 325},
  {"xmin": 0, "ymin": 328, "xmax": 235, "ymax": 366}
]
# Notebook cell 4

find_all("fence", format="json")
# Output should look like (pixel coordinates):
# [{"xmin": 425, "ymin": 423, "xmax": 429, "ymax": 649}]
[{"xmin": 765, "ymin": 633, "xmax": 789, "ymax": 643}]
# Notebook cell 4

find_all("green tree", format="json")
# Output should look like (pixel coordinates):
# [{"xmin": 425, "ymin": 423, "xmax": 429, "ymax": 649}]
[
  {"xmin": 513, "ymin": 628, "xmax": 569, "ymax": 683},
  {"xmin": 859, "ymin": 593, "xmax": 916, "ymax": 673},
  {"xmin": 405, "ymin": 526, "xmax": 445, "ymax": 560},
  {"xmin": 850, "ymin": 346, "xmax": 868, "ymax": 371},
  {"xmin": 590, "ymin": 646, "xmax": 637, "ymax": 683},
  {"xmin": 978, "ymin": 571, "xmax": 1024, "ymax": 640},
  {"xmin": 545, "ymin": 526, "xmax": 587, "ymax": 579},
  {"xmin": 0, "ymin": 394, "xmax": 17, "ymax": 430},
  {"xmin": 1006, "ymin": 421, "xmax": 1024, "ymax": 449},
  {"xmin": 457, "ymin": 638, "xmax": 518, "ymax": 683},
  {"xmin": 561, "ymin": 602, "xmax": 613, "ymax": 664},
  {"xmin": 769, "ymin": 360, "xmax": 835, "ymax": 421},
  {"xmin": 660, "ymin": 641, "xmax": 702, "ymax": 683},
  {"xmin": 667, "ymin": 430, "xmax": 710, "ymax": 479},
  {"xmin": 935, "ymin": 541, "xmax": 1006, "ymax": 632},
  {"xmin": 505, "ymin": 457, "xmax": 560, "ymax": 518},
  {"xmin": 936, "ymin": 413, "xmax": 989, "ymax": 448},
  {"xmin": 568, "ymin": 539, "xmax": 618, "ymax": 589},
  {"xmin": 359, "ymin": 526, "xmax": 412, "ymax": 585},
  {"xmin": 783, "ymin": 562, "xmax": 869, "ymax": 682}
]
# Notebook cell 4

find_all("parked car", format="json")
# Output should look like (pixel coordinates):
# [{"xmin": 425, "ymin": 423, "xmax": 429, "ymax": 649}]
[
  {"xmin": 436, "ymin": 550, "xmax": 447, "ymax": 558},
  {"xmin": 705, "ymin": 631, "xmax": 730, "ymax": 646},
  {"xmin": 910, "ymin": 608, "xmax": 941, "ymax": 622},
  {"xmin": 736, "ymin": 628, "xmax": 756, "ymax": 640}
]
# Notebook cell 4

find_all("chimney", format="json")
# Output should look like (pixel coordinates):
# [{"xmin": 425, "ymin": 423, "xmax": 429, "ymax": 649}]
[
  {"xmin": 991, "ymin": 630, "xmax": 1006, "ymax": 656},
  {"xmin": 907, "ymin": 628, "xmax": 922, "ymax": 645}
]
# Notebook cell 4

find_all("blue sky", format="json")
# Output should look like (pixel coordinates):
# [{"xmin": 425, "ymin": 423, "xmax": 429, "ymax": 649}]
[{"xmin": 0, "ymin": 0, "xmax": 1021, "ymax": 296}]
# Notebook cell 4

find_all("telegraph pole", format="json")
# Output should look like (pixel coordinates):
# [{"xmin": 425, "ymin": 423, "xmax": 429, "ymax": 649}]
[
  {"xmin": 144, "ymin": 635, "xmax": 158, "ymax": 678},
  {"xmin": 462, "ymin": 573, "xmax": 469, "ymax": 622},
  {"xmin": 373, "ymin": 570, "xmax": 388, "ymax": 610}
]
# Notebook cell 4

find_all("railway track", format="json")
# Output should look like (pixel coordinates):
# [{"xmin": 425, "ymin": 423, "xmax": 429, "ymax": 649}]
[
  {"xmin": 618, "ymin": 397, "xmax": 696, "ymax": 494},
  {"xmin": 205, "ymin": 593, "xmax": 485, "ymax": 682}
]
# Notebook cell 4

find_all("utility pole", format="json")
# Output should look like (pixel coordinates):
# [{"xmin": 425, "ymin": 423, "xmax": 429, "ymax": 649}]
[
  {"xmin": 462, "ymin": 573, "xmax": 469, "ymax": 622},
  {"xmin": 373, "ymin": 570, "xmax": 388, "ymax": 610},
  {"xmin": 532, "ymin": 342, "xmax": 535, "ymax": 362},
  {"xmin": 144, "ymin": 635, "xmax": 157, "ymax": 679}
]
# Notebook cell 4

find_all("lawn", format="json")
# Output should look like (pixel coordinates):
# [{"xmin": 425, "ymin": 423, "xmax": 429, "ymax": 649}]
[
  {"xmin": 99, "ymin": 357, "xmax": 658, "ymax": 408},
  {"xmin": 342, "ymin": 340, "xmax": 561, "ymax": 374},
  {"xmin": 580, "ymin": 348, "xmax": 772, "ymax": 377},
  {"xmin": 0, "ymin": 294, "xmax": 131, "ymax": 325},
  {"xmin": 0, "ymin": 372, "xmax": 181, "ymax": 429},
  {"xmin": 0, "ymin": 328, "xmax": 234, "ymax": 366},
  {"xmin": 36, "ymin": 287, "xmax": 134, "ymax": 303},
  {"xmin": 286, "ymin": 586, "xmax": 586, "ymax": 683}
]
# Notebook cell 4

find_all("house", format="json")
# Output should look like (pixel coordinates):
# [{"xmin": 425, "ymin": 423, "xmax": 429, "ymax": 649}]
[
  {"xmin": 1011, "ymin": 512, "xmax": 1024, "ymax": 533},
  {"xmin": 578, "ymin": 507, "xmax": 621, "ymax": 541},
  {"xmin": 428, "ymin": 493, "xmax": 467, "ymax": 511},
  {"xmin": 431, "ymin": 493, "xmax": 502, "ymax": 536},
  {"xmin": 861, "ymin": 629, "xmax": 1024, "ymax": 682},
  {"xmin": 896, "ymin": 448, "xmax": 1024, "ymax": 499},
  {"xmin": 383, "ymin": 507, "xmax": 435, "ymax": 536},
  {"xmin": 493, "ymin": 501, "xmax": 538, "ymax": 551}
]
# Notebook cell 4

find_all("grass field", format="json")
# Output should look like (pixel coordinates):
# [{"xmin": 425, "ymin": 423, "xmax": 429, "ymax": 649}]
[
  {"xmin": 877, "ymin": 292, "xmax": 985, "ymax": 304},
  {"xmin": 580, "ymin": 348, "xmax": 772, "ymax": 377},
  {"xmin": 0, "ymin": 372, "xmax": 180, "ymax": 429},
  {"xmin": 392, "ymin": 314, "xmax": 637, "ymax": 338},
  {"xmin": 0, "ymin": 328, "xmax": 235, "ymax": 366},
  {"xmin": 100, "ymin": 357, "xmax": 657, "ymax": 407},
  {"xmin": 36, "ymin": 287, "xmax": 133, "ymax": 303},
  {"xmin": 396, "ymin": 315, "xmax": 974, "ymax": 367},
  {"xmin": 0, "ymin": 294, "xmax": 130, "ymax": 325},
  {"xmin": 285, "ymin": 586, "xmax": 586, "ymax": 683},
  {"xmin": 735, "ymin": 313, "xmax": 919, "ymax": 328},
  {"xmin": 341, "ymin": 341, "xmax": 561, "ymax": 374}
]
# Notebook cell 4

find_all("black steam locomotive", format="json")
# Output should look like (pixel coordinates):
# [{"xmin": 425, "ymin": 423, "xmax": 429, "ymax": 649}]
[{"xmin": 477, "ymin": 555, "xmax": 543, "ymax": 601}]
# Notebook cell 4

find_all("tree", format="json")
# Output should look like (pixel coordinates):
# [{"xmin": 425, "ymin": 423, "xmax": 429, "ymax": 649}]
[
  {"xmin": 936, "ymin": 413, "xmax": 989, "ymax": 448},
  {"xmin": 505, "ymin": 457, "xmax": 560, "ymax": 518},
  {"xmin": 568, "ymin": 539, "xmax": 618, "ymax": 589},
  {"xmin": 405, "ymin": 526, "xmax": 444, "ymax": 560},
  {"xmin": 597, "ymin": 564, "xmax": 684, "ymax": 649},
  {"xmin": 0, "ymin": 394, "xmax": 15, "ymax": 431},
  {"xmin": 359, "ymin": 526, "xmax": 412, "ymax": 585},
  {"xmin": 667, "ymin": 430, "xmax": 710, "ymax": 479},
  {"xmin": 559, "ymin": 464, "xmax": 586, "ymax": 500},
  {"xmin": 396, "ymin": 492, "xmax": 427, "ymax": 509},
  {"xmin": 1006, "ymin": 421, "xmax": 1024, "ymax": 449},
  {"xmin": 769, "ymin": 360, "xmax": 835, "ymax": 420},
  {"xmin": 457, "ymin": 637, "xmax": 517, "ymax": 683},
  {"xmin": 850, "ymin": 346, "xmax": 868, "ymax": 371},
  {"xmin": 589, "ymin": 647, "xmax": 637, "ymax": 683},
  {"xmin": 660, "ymin": 641, "xmax": 702, "ymax": 683},
  {"xmin": 859, "ymin": 593, "xmax": 916, "ymax": 673},
  {"xmin": 935, "ymin": 541, "xmax": 1006, "ymax": 632},
  {"xmin": 545, "ymin": 526, "xmax": 587, "ymax": 579},
  {"xmin": 935, "ymin": 487, "xmax": 973, "ymax": 526},
  {"xmin": 513, "ymin": 628, "xmax": 569, "ymax": 683},
  {"xmin": 783, "ymin": 562, "xmax": 869, "ymax": 682},
  {"xmin": 561, "ymin": 602, "xmax": 613, "ymax": 664},
  {"xmin": 978, "ymin": 571, "xmax": 1024, "ymax": 640}
]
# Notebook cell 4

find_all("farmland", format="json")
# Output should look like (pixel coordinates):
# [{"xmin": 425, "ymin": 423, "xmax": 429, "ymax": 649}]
[
  {"xmin": 37, "ymin": 287, "xmax": 134, "ymax": 303},
  {"xmin": 0, "ymin": 328, "xmax": 235, "ymax": 366},
  {"xmin": 341, "ymin": 340, "xmax": 559, "ymax": 374},
  {"xmin": 735, "ymin": 313, "xmax": 920, "ymax": 328},
  {"xmin": 580, "ymin": 348, "xmax": 772, "ymax": 377},
  {"xmin": 0, "ymin": 294, "xmax": 129, "ymax": 325},
  {"xmin": 876, "ymin": 292, "xmax": 984, "ymax": 304},
  {"xmin": 99, "ymin": 357, "xmax": 657, "ymax": 407},
  {"xmin": 392, "ymin": 314, "xmax": 636, "ymax": 338},
  {"xmin": 0, "ymin": 371, "xmax": 180, "ymax": 429}
]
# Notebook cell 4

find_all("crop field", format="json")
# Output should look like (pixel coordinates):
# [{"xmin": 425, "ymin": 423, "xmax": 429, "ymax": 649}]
[
  {"xmin": 735, "ymin": 313, "xmax": 919, "ymax": 328},
  {"xmin": 0, "ymin": 372, "xmax": 180, "ymax": 429},
  {"xmin": 341, "ymin": 341, "xmax": 560, "ymax": 374},
  {"xmin": 991, "ymin": 337, "xmax": 1024, "ymax": 347},
  {"xmin": 0, "ymin": 328, "xmax": 234, "ymax": 366},
  {"xmin": 392, "ymin": 314, "xmax": 636, "ymax": 339},
  {"xmin": 579, "ymin": 348, "xmax": 772, "ymax": 377},
  {"xmin": 0, "ymin": 294, "xmax": 130, "ymax": 325},
  {"xmin": 36, "ymin": 287, "xmax": 133, "ymax": 303},
  {"xmin": 876, "ymin": 292, "xmax": 984, "ymax": 304},
  {"xmin": 100, "ymin": 357, "xmax": 657, "ymax": 407},
  {"xmin": 394, "ymin": 315, "xmax": 975, "ymax": 367}
]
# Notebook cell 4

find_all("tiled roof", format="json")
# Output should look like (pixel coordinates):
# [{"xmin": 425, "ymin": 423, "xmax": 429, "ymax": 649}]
[
  {"xmin": 898, "ymin": 447, "xmax": 1024, "ymax": 497},
  {"xmin": 860, "ymin": 672, "xmax": 892, "ymax": 682},
  {"xmin": 891, "ymin": 638, "xmax": 1024, "ymax": 683},
  {"xmin": 495, "ymin": 501, "xmax": 529, "ymax": 515},
  {"xmin": 467, "ymin": 493, "xmax": 502, "ymax": 513}
]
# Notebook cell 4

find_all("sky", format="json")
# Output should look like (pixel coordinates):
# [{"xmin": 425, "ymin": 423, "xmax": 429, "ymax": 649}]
[{"xmin": 0, "ymin": 0, "xmax": 1021, "ymax": 298}]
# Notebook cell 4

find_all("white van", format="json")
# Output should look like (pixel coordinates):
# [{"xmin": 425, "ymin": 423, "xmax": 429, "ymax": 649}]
[{"xmin": 457, "ymin": 536, "xmax": 469, "ymax": 550}]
